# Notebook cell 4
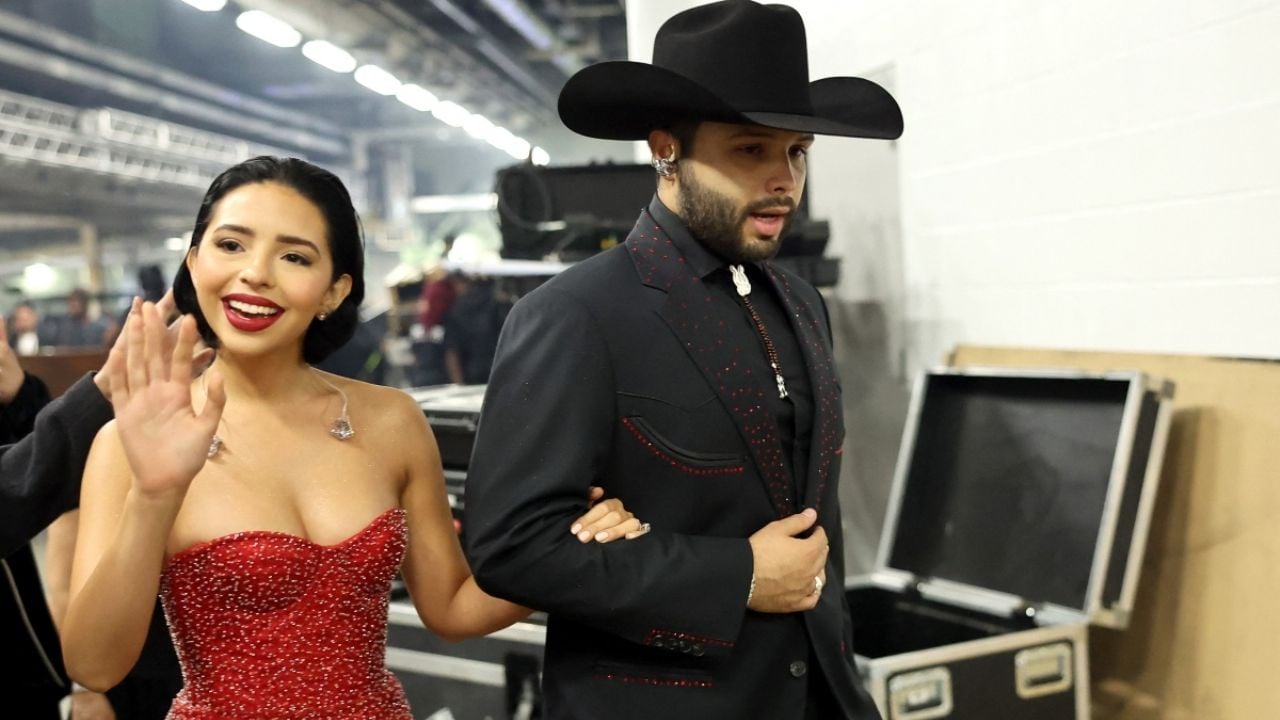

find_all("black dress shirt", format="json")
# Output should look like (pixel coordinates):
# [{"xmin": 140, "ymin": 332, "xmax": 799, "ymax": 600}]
[{"xmin": 648, "ymin": 195, "xmax": 815, "ymax": 497}]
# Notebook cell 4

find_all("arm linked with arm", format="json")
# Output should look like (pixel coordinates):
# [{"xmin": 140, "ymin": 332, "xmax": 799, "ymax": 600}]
[{"xmin": 463, "ymin": 287, "xmax": 754, "ymax": 656}]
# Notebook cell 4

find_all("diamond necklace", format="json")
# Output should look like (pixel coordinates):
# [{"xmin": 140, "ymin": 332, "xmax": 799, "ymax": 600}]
[{"xmin": 204, "ymin": 367, "xmax": 355, "ymax": 458}]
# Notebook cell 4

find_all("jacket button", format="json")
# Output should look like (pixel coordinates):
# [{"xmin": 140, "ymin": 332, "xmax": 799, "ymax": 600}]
[{"xmin": 789, "ymin": 660, "xmax": 807, "ymax": 677}]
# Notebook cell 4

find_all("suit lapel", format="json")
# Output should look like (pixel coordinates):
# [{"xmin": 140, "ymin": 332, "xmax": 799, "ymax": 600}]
[
  {"xmin": 626, "ymin": 212, "xmax": 797, "ymax": 518},
  {"xmin": 763, "ymin": 265, "xmax": 843, "ymax": 514}
]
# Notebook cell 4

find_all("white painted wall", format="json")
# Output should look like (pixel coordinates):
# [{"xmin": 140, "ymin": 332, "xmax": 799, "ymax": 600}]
[{"xmin": 627, "ymin": 0, "xmax": 1280, "ymax": 368}]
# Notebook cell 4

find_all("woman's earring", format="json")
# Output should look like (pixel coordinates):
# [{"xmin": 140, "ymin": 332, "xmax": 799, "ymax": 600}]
[
  {"xmin": 317, "ymin": 311, "xmax": 329, "ymax": 321},
  {"xmin": 652, "ymin": 149, "xmax": 677, "ymax": 178}
]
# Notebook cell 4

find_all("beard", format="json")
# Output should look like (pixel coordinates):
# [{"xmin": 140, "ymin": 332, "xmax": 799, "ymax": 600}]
[{"xmin": 678, "ymin": 166, "xmax": 796, "ymax": 264}]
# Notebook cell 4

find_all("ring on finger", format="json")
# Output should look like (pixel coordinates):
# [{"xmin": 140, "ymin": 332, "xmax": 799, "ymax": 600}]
[{"xmin": 813, "ymin": 575, "xmax": 824, "ymax": 595}]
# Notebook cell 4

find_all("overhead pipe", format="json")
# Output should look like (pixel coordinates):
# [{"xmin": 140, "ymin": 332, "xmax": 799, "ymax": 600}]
[
  {"xmin": 0, "ymin": 7, "xmax": 344, "ymax": 138},
  {"xmin": 0, "ymin": 37, "xmax": 346, "ymax": 156}
]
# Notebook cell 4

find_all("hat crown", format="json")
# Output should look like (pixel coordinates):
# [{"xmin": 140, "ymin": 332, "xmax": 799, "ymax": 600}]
[{"xmin": 652, "ymin": 1, "xmax": 813, "ymax": 116}]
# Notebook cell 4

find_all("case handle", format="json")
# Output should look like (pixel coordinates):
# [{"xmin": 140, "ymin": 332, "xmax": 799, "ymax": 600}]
[
  {"xmin": 1014, "ymin": 642, "xmax": 1074, "ymax": 699},
  {"xmin": 888, "ymin": 667, "xmax": 953, "ymax": 719}
]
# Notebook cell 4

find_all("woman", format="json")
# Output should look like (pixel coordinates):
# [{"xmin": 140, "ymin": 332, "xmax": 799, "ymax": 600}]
[{"xmin": 62, "ymin": 157, "xmax": 643, "ymax": 718}]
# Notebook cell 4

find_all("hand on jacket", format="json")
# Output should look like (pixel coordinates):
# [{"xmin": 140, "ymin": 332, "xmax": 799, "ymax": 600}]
[
  {"xmin": 109, "ymin": 300, "xmax": 225, "ymax": 500},
  {"xmin": 746, "ymin": 508, "xmax": 829, "ymax": 613},
  {"xmin": 570, "ymin": 485, "xmax": 651, "ymax": 542}
]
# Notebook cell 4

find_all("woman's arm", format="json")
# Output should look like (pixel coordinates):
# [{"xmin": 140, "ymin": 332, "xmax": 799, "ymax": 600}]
[
  {"xmin": 61, "ymin": 303, "xmax": 224, "ymax": 690},
  {"xmin": 61, "ymin": 424, "xmax": 183, "ymax": 690},
  {"xmin": 397, "ymin": 393, "xmax": 528, "ymax": 641},
  {"xmin": 394, "ymin": 393, "xmax": 644, "ymax": 641}
]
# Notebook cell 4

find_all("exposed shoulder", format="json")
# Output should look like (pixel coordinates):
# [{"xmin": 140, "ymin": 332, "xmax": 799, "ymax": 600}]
[{"xmin": 324, "ymin": 375, "xmax": 429, "ymax": 435}]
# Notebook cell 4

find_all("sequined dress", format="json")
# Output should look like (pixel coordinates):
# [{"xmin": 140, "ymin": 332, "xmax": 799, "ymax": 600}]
[{"xmin": 159, "ymin": 508, "xmax": 412, "ymax": 719}]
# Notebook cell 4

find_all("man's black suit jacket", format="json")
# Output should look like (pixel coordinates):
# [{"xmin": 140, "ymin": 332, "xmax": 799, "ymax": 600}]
[
  {"xmin": 0, "ymin": 373, "xmax": 112, "ymax": 558},
  {"xmin": 465, "ymin": 205, "xmax": 881, "ymax": 719}
]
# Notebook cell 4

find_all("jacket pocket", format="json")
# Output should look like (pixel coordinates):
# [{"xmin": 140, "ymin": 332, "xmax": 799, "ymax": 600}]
[
  {"xmin": 592, "ymin": 660, "xmax": 715, "ymax": 689},
  {"xmin": 622, "ymin": 416, "xmax": 744, "ymax": 471}
]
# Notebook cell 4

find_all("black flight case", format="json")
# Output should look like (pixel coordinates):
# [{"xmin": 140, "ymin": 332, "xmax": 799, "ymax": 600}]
[{"xmin": 849, "ymin": 368, "xmax": 1174, "ymax": 720}]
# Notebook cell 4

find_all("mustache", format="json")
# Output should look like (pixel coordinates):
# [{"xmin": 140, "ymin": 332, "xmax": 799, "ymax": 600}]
[{"xmin": 742, "ymin": 196, "xmax": 797, "ymax": 216}]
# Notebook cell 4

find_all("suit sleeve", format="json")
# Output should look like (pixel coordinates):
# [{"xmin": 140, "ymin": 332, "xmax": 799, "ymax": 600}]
[
  {"xmin": 464, "ymin": 286, "xmax": 754, "ymax": 655},
  {"xmin": 0, "ymin": 373, "xmax": 113, "ymax": 558}
]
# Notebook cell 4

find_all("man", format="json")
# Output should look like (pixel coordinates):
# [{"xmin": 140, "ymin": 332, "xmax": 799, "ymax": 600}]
[
  {"xmin": 44, "ymin": 287, "xmax": 111, "ymax": 348},
  {"xmin": 464, "ymin": 2, "xmax": 902, "ymax": 719}
]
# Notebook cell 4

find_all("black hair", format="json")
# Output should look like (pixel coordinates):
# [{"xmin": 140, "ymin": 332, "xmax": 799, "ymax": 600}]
[
  {"xmin": 664, "ymin": 119, "xmax": 701, "ymax": 158},
  {"xmin": 172, "ymin": 156, "xmax": 366, "ymax": 364}
]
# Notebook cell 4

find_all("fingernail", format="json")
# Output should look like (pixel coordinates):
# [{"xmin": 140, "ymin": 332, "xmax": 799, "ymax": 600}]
[
  {"xmin": 595, "ymin": 531, "xmax": 609, "ymax": 542},
  {"xmin": 570, "ymin": 523, "xmax": 582, "ymax": 535},
  {"xmin": 578, "ymin": 530, "xmax": 592, "ymax": 542},
  {"xmin": 802, "ymin": 508, "xmax": 817, "ymax": 518}
]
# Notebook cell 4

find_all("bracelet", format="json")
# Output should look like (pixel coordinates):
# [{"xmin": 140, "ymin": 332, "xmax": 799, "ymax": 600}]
[{"xmin": 746, "ymin": 572, "xmax": 756, "ymax": 606}]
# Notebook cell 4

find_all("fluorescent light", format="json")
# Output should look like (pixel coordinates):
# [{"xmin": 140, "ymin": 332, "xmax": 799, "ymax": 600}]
[
  {"xmin": 485, "ymin": 125, "xmax": 516, "ymax": 148},
  {"xmin": 22, "ymin": 263, "xmax": 58, "ymax": 294},
  {"xmin": 396, "ymin": 84, "xmax": 438, "ymax": 112},
  {"xmin": 235, "ymin": 10, "xmax": 301, "ymax": 48},
  {"xmin": 432, "ymin": 101, "xmax": 470, "ymax": 128},
  {"xmin": 409, "ymin": 193, "xmax": 498, "ymax": 214},
  {"xmin": 504, "ymin": 136, "xmax": 531, "ymax": 160},
  {"xmin": 302, "ymin": 40, "xmax": 356, "ymax": 73},
  {"xmin": 531, "ymin": 146, "xmax": 550, "ymax": 166},
  {"xmin": 463, "ymin": 114, "xmax": 495, "ymax": 140},
  {"xmin": 485, "ymin": 125, "xmax": 530, "ymax": 158},
  {"xmin": 354, "ymin": 65, "xmax": 402, "ymax": 95},
  {"xmin": 179, "ymin": 0, "xmax": 227, "ymax": 11}
]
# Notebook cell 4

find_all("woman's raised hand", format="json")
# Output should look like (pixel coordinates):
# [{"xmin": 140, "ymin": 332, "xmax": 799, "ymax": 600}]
[
  {"xmin": 109, "ymin": 299, "xmax": 226, "ymax": 500},
  {"xmin": 570, "ymin": 486, "xmax": 651, "ymax": 543}
]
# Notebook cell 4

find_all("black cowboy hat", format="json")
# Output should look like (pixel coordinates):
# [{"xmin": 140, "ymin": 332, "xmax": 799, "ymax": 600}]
[{"xmin": 558, "ymin": 0, "xmax": 903, "ymax": 141}]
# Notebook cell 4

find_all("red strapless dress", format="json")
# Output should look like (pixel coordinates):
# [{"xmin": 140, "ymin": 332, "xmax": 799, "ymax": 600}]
[{"xmin": 160, "ymin": 508, "xmax": 412, "ymax": 719}]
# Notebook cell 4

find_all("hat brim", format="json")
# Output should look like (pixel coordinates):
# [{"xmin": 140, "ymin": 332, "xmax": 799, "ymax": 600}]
[{"xmin": 558, "ymin": 61, "xmax": 903, "ymax": 141}]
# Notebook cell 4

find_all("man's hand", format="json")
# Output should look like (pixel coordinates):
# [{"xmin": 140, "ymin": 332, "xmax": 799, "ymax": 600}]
[
  {"xmin": 110, "ymin": 300, "xmax": 225, "ymax": 500},
  {"xmin": 94, "ymin": 291, "xmax": 214, "ymax": 402},
  {"xmin": 0, "ymin": 315, "xmax": 25, "ymax": 404},
  {"xmin": 746, "ymin": 508, "xmax": 829, "ymax": 613}
]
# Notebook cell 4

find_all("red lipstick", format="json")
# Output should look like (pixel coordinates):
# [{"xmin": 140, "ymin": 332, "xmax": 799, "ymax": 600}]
[{"xmin": 221, "ymin": 294, "xmax": 284, "ymax": 332}]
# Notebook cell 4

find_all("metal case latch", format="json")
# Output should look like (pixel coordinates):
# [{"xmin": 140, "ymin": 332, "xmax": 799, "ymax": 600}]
[
  {"xmin": 888, "ymin": 667, "xmax": 953, "ymax": 719},
  {"xmin": 1014, "ymin": 643, "xmax": 1074, "ymax": 699}
]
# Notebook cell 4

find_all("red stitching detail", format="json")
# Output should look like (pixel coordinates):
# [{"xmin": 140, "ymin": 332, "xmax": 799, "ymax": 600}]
[
  {"xmin": 621, "ymin": 418, "xmax": 745, "ymax": 477},
  {"xmin": 594, "ymin": 672, "xmax": 714, "ymax": 689},
  {"xmin": 645, "ymin": 628, "xmax": 734, "ymax": 648}
]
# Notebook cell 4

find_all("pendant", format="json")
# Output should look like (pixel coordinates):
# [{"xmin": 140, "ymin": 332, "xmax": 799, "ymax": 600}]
[
  {"xmin": 729, "ymin": 264, "xmax": 752, "ymax": 296},
  {"xmin": 329, "ymin": 417, "xmax": 355, "ymax": 440},
  {"xmin": 207, "ymin": 434, "xmax": 223, "ymax": 458}
]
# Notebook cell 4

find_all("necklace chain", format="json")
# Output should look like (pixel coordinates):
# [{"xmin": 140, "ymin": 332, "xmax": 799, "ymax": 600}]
[
  {"xmin": 203, "ymin": 366, "xmax": 354, "ymax": 458},
  {"xmin": 729, "ymin": 264, "xmax": 788, "ymax": 400}
]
